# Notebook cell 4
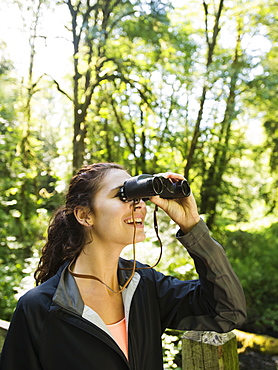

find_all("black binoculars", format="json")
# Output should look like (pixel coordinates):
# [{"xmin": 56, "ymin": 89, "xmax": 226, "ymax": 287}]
[{"xmin": 118, "ymin": 174, "xmax": 191, "ymax": 202}]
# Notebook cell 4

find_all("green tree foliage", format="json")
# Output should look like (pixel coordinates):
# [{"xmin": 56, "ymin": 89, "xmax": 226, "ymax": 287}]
[
  {"xmin": 0, "ymin": 113, "xmax": 62, "ymax": 319},
  {"xmin": 55, "ymin": 0, "xmax": 173, "ymax": 173},
  {"xmin": 0, "ymin": 43, "xmax": 17, "ymax": 121},
  {"xmin": 0, "ymin": 7, "xmax": 62, "ymax": 319},
  {"xmin": 225, "ymin": 223, "xmax": 278, "ymax": 334},
  {"xmin": 245, "ymin": 1, "xmax": 278, "ymax": 215},
  {"xmin": 0, "ymin": 0, "xmax": 278, "ymax": 344},
  {"xmin": 84, "ymin": 6, "xmax": 196, "ymax": 175}
]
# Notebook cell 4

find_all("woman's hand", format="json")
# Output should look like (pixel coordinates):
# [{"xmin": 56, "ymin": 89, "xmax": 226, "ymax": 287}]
[{"xmin": 149, "ymin": 172, "xmax": 200, "ymax": 234}]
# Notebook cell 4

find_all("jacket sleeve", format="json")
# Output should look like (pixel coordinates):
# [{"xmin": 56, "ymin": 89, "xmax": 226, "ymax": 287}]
[
  {"xmin": 0, "ymin": 297, "xmax": 43, "ymax": 370},
  {"xmin": 155, "ymin": 218, "xmax": 247, "ymax": 333}
]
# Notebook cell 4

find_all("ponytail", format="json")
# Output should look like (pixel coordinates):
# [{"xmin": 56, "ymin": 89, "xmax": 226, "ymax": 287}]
[
  {"xmin": 34, "ymin": 207, "xmax": 85, "ymax": 285},
  {"xmin": 34, "ymin": 162, "xmax": 125, "ymax": 285}
]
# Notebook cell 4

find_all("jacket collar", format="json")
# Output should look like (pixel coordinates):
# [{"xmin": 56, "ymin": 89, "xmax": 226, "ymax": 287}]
[
  {"xmin": 52, "ymin": 258, "xmax": 140, "ymax": 317},
  {"xmin": 52, "ymin": 262, "xmax": 84, "ymax": 316}
]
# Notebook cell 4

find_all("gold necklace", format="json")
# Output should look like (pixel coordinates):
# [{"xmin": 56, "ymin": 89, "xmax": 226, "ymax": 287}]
[{"xmin": 68, "ymin": 260, "xmax": 126, "ymax": 294}]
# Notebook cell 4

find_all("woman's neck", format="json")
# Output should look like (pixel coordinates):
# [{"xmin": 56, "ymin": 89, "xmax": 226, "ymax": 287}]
[{"xmin": 72, "ymin": 243, "xmax": 121, "ymax": 292}]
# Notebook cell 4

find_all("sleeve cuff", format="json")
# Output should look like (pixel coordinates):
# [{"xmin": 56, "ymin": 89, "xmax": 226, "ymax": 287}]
[{"xmin": 176, "ymin": 218, "xmax": 209, "ymax": 248}]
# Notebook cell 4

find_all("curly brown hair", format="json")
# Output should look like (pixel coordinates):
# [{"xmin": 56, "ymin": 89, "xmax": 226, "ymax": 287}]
[{"xmin": 34, "ymin": 163, "xmax": 125, "ymax": 285}]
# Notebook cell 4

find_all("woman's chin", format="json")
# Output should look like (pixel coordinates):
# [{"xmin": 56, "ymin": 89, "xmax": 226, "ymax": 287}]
[{"xmin": 134, "ymin": 232, "xmax": 146, "ymax": 244}]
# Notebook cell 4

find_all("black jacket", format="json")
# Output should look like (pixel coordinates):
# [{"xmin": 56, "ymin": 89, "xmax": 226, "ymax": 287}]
[{"xmin": 0, "ymin": 220, "xmax": 246, "ymax": 370}]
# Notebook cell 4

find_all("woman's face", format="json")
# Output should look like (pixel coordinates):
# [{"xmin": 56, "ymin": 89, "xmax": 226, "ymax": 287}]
[{"xmin": 89, "ymin": 169, "xmax": 147, "ymax": 249}]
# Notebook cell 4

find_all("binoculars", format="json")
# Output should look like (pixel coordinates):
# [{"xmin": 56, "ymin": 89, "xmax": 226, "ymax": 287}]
[{"xmin": 118, "ymin": 174, "xmax": 191, "ymax": 202}]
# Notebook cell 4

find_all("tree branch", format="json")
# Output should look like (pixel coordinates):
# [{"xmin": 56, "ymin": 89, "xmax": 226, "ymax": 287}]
[{"xmin": 45, "ymin": 74, "xmax": 73, "ymax": 101}]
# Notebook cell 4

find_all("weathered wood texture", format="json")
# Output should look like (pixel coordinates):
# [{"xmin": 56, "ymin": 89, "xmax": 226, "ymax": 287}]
[{"xmin": 182, "ymin": 331, "xmax": 239, "ymax": 370}]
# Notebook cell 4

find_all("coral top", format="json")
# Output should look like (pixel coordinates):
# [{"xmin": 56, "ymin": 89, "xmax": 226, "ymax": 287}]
[{"xmin": 107, "ymin": 318, "xmax": 128, "ymax": 359}]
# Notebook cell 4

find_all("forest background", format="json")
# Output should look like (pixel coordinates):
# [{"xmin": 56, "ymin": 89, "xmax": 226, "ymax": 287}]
[{"xmin": 0, "ymin": 0, "xmax": 277, "ymax": 367}]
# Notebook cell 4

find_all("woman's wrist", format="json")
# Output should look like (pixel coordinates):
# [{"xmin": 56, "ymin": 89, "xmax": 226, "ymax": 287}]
[{"xmin": 179, "ymin": 216, "xmax": 201, "ymax": 234}]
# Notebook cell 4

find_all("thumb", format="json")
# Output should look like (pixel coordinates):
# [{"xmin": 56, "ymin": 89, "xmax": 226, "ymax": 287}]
[{"xmin": 149, "ymin": 195, "xmax": 170, "ymax": 212}]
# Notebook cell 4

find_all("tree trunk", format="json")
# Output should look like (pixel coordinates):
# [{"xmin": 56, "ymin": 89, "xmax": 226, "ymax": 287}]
[
  {"xmin": 199, "ymin": 28, "xmax": 241, "ymax": 229},
  {"xmin": 72, "ymin": 110, "xmax": 87, "ymax": 172},
  {"xmin": 184, "ymin": 0, "xmax": 224, "ymax": 180}
]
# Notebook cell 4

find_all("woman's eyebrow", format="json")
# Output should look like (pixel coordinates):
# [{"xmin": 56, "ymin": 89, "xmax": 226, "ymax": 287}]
[{"xmin": 110, "ymin": 185, "xmax": 122, "ymax": 193}]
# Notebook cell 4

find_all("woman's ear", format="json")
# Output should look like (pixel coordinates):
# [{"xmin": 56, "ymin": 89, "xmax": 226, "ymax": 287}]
[{"xmin": 74, "ymin": 206, "xmax": 94, "ymax": 227}]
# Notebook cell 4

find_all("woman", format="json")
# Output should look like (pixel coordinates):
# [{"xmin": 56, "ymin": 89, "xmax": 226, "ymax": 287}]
[{"xmin": 0, "ymin": 163, "xmax": 246, "ymax": 370}]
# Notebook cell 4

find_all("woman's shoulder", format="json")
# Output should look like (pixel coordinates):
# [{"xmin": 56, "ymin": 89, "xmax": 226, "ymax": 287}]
[{"xmin": 17, "ymin": 270, "xmax": 61, "ymax": 312}]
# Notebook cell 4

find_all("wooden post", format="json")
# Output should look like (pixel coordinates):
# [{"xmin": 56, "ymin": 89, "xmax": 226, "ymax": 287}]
[{"xmin": 182, "ymin": 331, "xmax": 239, "ymax": 370}]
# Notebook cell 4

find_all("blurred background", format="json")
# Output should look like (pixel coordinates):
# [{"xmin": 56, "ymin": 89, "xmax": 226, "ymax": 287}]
[{"xmin": 0, "ymin": 0, "xmax": 277, "ymax": 368}]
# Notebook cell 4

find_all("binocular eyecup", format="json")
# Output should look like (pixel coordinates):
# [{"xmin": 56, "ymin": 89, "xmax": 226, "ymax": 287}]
[{"xmin": 118, "ymin": 174, "xmax": 191, "ymax": 202}]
